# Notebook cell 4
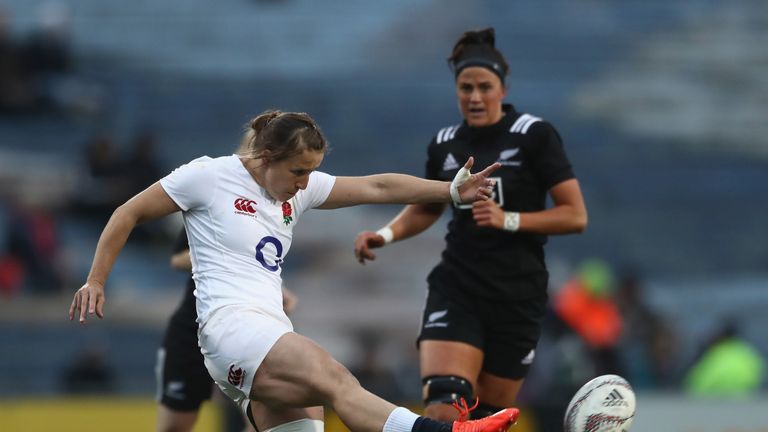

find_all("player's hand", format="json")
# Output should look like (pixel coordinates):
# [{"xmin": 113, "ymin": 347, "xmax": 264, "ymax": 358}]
[
  {"xmin": 454, "ymin": 157, "xmax": 501, "ymax": 204},
  {"xmin": 472, "ymin": 200, "xmax": 505, "ymax": 229},
  {"xmin": 354, "ymin": 231, "xmax": 386, "ymax": 265},
  {"xmin": 69, "ymin": 280, "xmax": 106, "ymax": 324}
]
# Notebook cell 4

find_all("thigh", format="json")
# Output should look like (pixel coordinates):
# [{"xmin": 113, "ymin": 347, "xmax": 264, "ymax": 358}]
[
  {"xmin": 251, "ymin": 332, "xmax": 359, "ymax": 408},
  {"xmin": 481, "ymin": 295, "xmax": 547, "ymax": 379},
  {"xmin": 198, "ymin": 306, "xmax": 293, "ymax": 408},
  {"xmin": 420, "ymin": 340, "xmax": 483, "ymax": 385},
  {"xmin": 418, "ymin": 288, "xmax": 485, "ymax": 380},
  {"xmin": 476, "ymin": 372, "xmax": 524, "ymax": 407},
  {"xmin": 418, "ymin": 288, "xmax": 484, "ymax": 350}
]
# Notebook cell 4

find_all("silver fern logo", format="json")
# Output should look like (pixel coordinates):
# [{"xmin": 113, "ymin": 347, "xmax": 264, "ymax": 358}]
[{"xmin": 498, "ymin": 148, "xmax": 521, "ymax": 166}]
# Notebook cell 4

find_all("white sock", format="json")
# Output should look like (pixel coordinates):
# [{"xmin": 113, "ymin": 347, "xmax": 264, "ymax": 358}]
[{"xmin": 383, "ymin": 407, "xmax": 420, "ymax": 432}]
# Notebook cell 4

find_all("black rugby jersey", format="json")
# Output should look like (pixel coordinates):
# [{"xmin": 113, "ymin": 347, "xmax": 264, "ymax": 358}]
[{"xmin": 425, "ymin": 104, "xmax": 575, "ymax": 300}]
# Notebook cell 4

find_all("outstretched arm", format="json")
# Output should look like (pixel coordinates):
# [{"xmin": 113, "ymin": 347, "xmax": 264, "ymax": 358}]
[
  {"xmin": 319, "ymin": 157, "xmax": 500, "ymax": 209},
  {"xmin": 69, "ymin": 182, "xmax": 181, "ymax": 324}
]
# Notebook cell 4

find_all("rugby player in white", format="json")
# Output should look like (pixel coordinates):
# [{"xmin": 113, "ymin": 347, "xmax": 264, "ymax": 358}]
[{"xmin": 70, "ymin": 110, "xmax": 519, "ymax": 432}]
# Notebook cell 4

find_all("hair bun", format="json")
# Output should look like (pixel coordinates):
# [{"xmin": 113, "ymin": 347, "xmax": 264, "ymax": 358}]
[
  {"xmin": 463, "ymin": 27, "xmax": 495, "ymax": 48},
  {"xmin": 250, "ymin": 110, "xmax": 283, "ymax": 134}
]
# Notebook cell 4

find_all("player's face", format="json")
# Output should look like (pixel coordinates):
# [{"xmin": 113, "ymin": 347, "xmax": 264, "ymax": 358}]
[
  {"xmin": 456, "ymin": 67, "xmax": 507, "ymax": 127},
  {"xmin": 264, "ymin": 149, "xmax": 324, "ymax": 202}
]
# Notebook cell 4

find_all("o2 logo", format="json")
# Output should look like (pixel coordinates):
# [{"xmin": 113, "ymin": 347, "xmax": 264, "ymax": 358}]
[{"xmin": 255, "ymin": 236, "xmax": 283, "ymax": 271}]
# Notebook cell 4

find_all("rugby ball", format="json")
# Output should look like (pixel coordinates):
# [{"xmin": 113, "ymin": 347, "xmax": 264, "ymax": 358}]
[{"xmin": 563, "ymin": 374, "xmax": 635, "ymax": 432}]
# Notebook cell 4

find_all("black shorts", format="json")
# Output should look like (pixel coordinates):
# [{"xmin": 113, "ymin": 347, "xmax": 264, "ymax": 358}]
[
  {"xmin": 417, "ymin": 287, "xmax": 547, "ymax": 379},
  {"xmin": 155, "ymin": 317, "xmax": 213, "ymax": 411}
]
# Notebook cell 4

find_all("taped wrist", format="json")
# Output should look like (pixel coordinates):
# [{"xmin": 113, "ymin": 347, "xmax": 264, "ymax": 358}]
[
  {"xmin": 449, "ymin": 167, "xmax": 471, "ymax": 205},
  {"xmin": 503, "ymin": 212, "xmax": 520, "ymax": 232},
  {"xmin": 375, "ymin": 227, "xmax": 394, "ymax": 244},
  {"xmin": 421, "ymin": 375, "xmax": 474, "ymax": 406}
]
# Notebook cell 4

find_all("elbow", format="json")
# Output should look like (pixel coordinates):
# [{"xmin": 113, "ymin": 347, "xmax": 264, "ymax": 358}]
[
  {"xmin": 111, "ymin": 204, "xmax": 141, "ymax": 227},
  {"xmin": 573, "ymin": 211, "xmax": 588, "ymax": 233}
]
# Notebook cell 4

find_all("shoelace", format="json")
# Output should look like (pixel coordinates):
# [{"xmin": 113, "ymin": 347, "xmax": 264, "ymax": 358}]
[{"xmin": 451, "ymin": 397, "xmax": 480, "ymax": 422}]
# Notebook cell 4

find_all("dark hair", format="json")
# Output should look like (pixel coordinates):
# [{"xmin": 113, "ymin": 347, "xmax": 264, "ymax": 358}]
[
  {"xmin": 448, "ymin": 27, "xmax": 509, "ymax": 84},
  {"xmin": 239, "ymin": 110, "xmax": 328, "ymax": 162}
]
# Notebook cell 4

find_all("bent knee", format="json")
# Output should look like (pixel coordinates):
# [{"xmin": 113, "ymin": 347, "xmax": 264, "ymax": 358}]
[{"xmin": 422, "ymin": 375, "xmax": 474, "ymax": 406}]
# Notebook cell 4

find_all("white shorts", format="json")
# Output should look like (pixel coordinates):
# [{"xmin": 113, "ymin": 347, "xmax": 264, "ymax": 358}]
[{"xmin": 198, "ymin": 304, "xmax": 293, "ymax": 406}]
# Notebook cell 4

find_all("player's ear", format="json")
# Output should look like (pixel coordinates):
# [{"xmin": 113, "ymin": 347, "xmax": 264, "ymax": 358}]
[{"xmin": 256, "ymin": 149, "xmax": 272, "ymax": 164}]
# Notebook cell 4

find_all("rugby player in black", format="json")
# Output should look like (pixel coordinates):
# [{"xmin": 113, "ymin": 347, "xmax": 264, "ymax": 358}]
[{"xmin": 354, "ymin": 27, "xmax": 587, "ymax": 422}]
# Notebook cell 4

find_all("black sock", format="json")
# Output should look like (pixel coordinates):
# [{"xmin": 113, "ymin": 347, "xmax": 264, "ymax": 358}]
[
  {"xmin": 412, "ymin": 416, "xmax": 452, "ymax": 432},
  {"xmin": 470, "ymin": 403, "xmax": 503, "ymax": 420}
]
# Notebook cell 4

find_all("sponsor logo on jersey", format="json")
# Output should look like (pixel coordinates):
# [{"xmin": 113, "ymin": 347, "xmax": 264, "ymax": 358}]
[
  {"xmin": 228, "ymin": 364, "xmax": 246, "ymax": 388},
  {"xmin": 442, "ymin": 153, "xmax": 460, "ymax": 171},
  {"xmin": 234, "ymin": 198, "xmax": 257, "ymax": 217},
  {"xmin": 424, "ymin": 309, "xmax": 449, "ymax": 328},
  {"xmin": 498, "ymin": 148, "xmax": 521, "ymax": 166}
]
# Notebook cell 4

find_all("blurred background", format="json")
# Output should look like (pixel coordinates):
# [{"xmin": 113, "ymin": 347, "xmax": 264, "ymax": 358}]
[{"xmin": 0, "ymin": 0, "xmax": 767, "ymax": 431}]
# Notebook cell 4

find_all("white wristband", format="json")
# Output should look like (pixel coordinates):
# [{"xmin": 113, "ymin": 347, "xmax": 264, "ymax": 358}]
[
  {"xmin": 504, "ymin": 212, "xmax": 520, "ymax": 232},
  {"xmin": 449, "ymin": 166, "xmax": 471, "ymax": 204},
  {"xmin": 375, "ymin": 227, "xmax": 394, "ymax": 244}
]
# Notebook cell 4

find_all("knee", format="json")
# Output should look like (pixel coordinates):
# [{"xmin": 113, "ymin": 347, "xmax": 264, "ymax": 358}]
[{"xmin": 422, "ymin": 375, "xmax": 474, "ymax": 406}]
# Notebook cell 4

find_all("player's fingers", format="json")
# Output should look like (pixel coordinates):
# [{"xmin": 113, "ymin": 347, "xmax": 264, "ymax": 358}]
[
  {"xmin": 69, "ymin": 292, "xmax": 79, "ymax": 320},
  {"xmin": 96, "ymin": 295, "xmax": 105, "ymax": 319},
  {"xmin": 473, "ymin": 199, "xmax": 493, "ymax": 209},
  {"xmin": 88, "ymin": 289, "xmax": 98, "ymax": 315},
  {"xmin": 462, "ymin": 156, "xmax": 475, "ymax": 170},
  {"xmin": 363, "ymin": 250, "xmax": 376, "ymax": 262},
  {"xmin": 477, "ymin": 162, "xmax": 501, "ymax": 177},
  {"xmin": 79, "ymin": 290, "xmax": 89, "ymax": 323}
]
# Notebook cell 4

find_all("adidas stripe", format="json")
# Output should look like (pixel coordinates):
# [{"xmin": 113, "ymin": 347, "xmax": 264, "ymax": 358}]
[
  {"xmin": 509, "ymin": 114, "xmax": 542, "ymax": 134},
  {"xmin": 436, "ymin": 125, "xmax": 460, "ymax": 144}
]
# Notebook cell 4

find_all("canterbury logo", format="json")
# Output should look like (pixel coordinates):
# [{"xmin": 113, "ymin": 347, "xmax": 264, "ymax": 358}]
[
  {"xmin": 227, "ymin": 364, "xmax": 245, "ymax": 388},
  {"xmin": 234, "ymin": 198, "xmax": 257, "ymax": 214},
  {"xmin": 602, "ymin": 389, "xmax": 629, "ymax": 407}
]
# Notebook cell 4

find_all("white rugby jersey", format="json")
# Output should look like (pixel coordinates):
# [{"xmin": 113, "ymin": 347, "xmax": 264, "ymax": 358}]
[{"xmin": 160, "ymin": 154, "xmax": 336, "ymax": 323}]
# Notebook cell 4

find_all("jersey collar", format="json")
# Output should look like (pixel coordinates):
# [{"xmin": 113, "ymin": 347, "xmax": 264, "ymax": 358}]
[{"xmin": 458, "ymin": 104, "xmax": 517, "ymax": 140}]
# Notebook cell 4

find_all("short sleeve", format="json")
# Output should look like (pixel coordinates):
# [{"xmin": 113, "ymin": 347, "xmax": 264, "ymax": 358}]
[
  {"xmin": 303, "ymin": 171, "xmax": 336, "ymax": 209},
  {"xmin": 160, "ymin": 156, "xmax": 217, "ymax": 211},
  {"xmin": 528, "ymin": 122, "xmax": 575, "ymax": 189}
]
